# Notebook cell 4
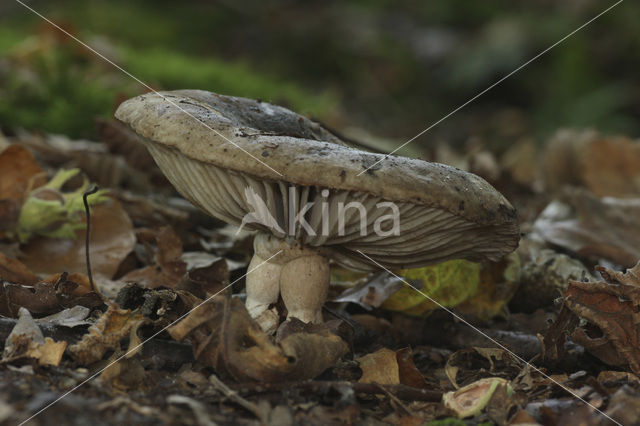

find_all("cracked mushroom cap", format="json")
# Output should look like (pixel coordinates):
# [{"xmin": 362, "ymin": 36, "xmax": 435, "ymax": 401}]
[{"xmin": 115, "ymin": 90, "xmax": 519, "ymax": 271}]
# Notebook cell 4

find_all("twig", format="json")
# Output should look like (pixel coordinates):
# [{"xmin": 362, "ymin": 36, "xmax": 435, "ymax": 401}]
[
  {"xmin": 375, "ymin": 382, "xmax": 416, "ymax": 416},
  {"xmin": 209, "ymin": 374, "xmax": 267, "ymax": 423},
  {"xmin": 82, "ymin": 185, "xmax": 105, "ymax": 301}
]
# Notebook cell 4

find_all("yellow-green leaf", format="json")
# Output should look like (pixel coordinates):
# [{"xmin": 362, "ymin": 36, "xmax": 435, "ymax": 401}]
[{"xmin": 382, "ymin": 259, "xmax": 482, "ymax": 316}]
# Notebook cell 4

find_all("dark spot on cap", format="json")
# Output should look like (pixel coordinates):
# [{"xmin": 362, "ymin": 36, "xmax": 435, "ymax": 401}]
[
  {"xmin": 261, "ymin": 151, "xmax": 269, "ymax": 157},
  {"xmin": 458, "ymin": 201, "xmax": 465, "ymax": 211}
]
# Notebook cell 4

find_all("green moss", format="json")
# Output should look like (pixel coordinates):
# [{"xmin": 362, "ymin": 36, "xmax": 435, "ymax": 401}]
[
  {"xmin": 120, "ymin": 47, "xmax": 336, "ymax": 117},
  {"xmin": 0, "ymin": 26, "xmax": 336, "ymax": 138}
]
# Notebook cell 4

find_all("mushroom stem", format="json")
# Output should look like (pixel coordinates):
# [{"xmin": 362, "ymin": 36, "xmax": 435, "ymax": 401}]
[
  {"xmin": 247, "ymin": 233, "xmax": 330, "ymax": 330},
  {"xmin": 245, "ymin": 253, "xmax": 281, "ymax": 334},
  {"xmin": 280, "ymin": 254, "xmax": 329, "ymax": 323}
]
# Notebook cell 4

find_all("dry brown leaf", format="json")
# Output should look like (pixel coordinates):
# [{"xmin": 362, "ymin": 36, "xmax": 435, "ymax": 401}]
[
  {"xmin": 68, "ymin": 303, "xmax": 146, "ymax": 365},
  {"xmin": 121, "ymin": 226, "xmax": 187, "ymax": 289},
  {"xmin": 542, "ymin": 260, "xmax": 640, "ymax": 374},
  {"xmin": 0, "ymin": 252, "xmax": 39, "ymax": 285},
  {"xmin": 1, "ymin": 307, "xmax": 67, "ymax": 366},
  {"xmin": 0, "ymin": 145, "xmax": 45, "ymax": 204},
  {"xmin": 356, "ymin": 347, "xmax": 429, "ymax": 388},
  {"xmin": 168, "ymin": 296, "xmax": 348, "ymax": 382},
  {"xmin": 99, "ymin": 358, "xmax": 146, "ymax": 390},
  {"xmin": 533, "ymin": 189, "xmax": 640, "ymax": 267},
  {"xmin": 544, "ymin": 129, "xmax": 640, "ymax": 197},
  {"xmin": 357, "ymin": 348, "xmax": 400, "ymax": 385},
  {"xmin": 20, "ymin": 198, "xmax": 136, "ymax": 283},
  {"xmin": 445, "ymin": 347, "xmax": 521, "ymax": 389},
  {"xmin": 0, "ymin": 271, "xmax": 103, "ymax": 317}
]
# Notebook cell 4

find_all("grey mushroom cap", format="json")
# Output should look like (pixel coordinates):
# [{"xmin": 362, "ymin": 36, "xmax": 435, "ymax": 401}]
[{"xmin": 115, "ymin": 90, "xmax": 519, "ymax": 271}]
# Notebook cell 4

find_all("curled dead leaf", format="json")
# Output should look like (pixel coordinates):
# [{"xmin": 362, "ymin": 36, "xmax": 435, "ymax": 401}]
[
  {"xmin": 1, "ymin": 307, "xmax": 67, "ymax": 366},
  {"xmin": 68, "ymin": 303, "xmax": 146, "ymax": 365},
  {"xmin": 0, "ymin": 253, "xmax": 39, "ymax": 285},
  {"xmin": 356, "ymin": 347, "xmax": 430, "ymax": 388},
  {"xmin": 20, "ymin": 198, "xmax": 136, "ymax": 289},
  {"xmin": 0, "ymin": 145, "xmax": 45, "ymax": 204},
  {"xmin": 544, "ymin": 129, "xmax": 640, "ymax": 197},
  {"xmin": 442, "ymin": 377, "xmax": 512, "ymax": 419},
  {"xmin": 168, "ymin": 296, "xmax": 348, "ymax": 382},
  {"xmin": 0, "ymin": 271, "xmax": 103, "ymax": 318},
  {"xmin": 121, "ymin": 226, "xmax": 187, "ymax": 289},
  {"xmin": 532, "ymin": 189, "xmax": 640, "ymax": 267},
  {"xmin": 542, "ymin": 260, "xmax": 640, "ymax": 374}
]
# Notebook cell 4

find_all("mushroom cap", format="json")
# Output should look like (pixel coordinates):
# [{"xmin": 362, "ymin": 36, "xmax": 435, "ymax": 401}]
[{"xmin": 115, "ymin": 90, "xmax": 519, "ymax": 271}]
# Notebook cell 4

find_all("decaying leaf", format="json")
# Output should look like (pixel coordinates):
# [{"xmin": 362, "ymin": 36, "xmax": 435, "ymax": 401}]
[
  {"xmin": 511, "ymin": 242, "xmax": 593, "ymax": 313},
  {"xmin": 1, "ymin": 307, "xmax": 67, "ymax": 366},
  {"xmin": 0, "ymin": 252, "xmax": 39, "ymax": 285},
  {"xmin": 332, "ymin": 272, "xmax": 403, "ymax": 309},
  {"xmin": 35, "ymin": 305, "xmax": 91, "ymax": 328},
  {"xmin": 0, "ymin": 145, "xmax": 45, "ymax": 205},
  {"xmin": 15, "ymin": 168, "xmax": 109, "ymax": 242},
  {"xmin": 357, "ymin": 348, "xmax": 400, "ymax": 385},
  {"xmin": 99, "ymin": 357, "xmax": 146, "ymax": 390},
  {"xmin": 442, "ymin": 377, "xmax": 512, "ymax": 419},
  {"xmin": 356, "ymin": 347, "xmax": 429, "ymax": 388},
  {"xmin": 68, "ymin": 303, "xmax": 146, "ymax": 365},
  {"xmin": 541, "ymin": 260, "xmax": 640, "ymax": 374},
  {"xmin": 121, "ymin": 226, "xmax": 187, "ymax": 289},
  {"xmin": 178, "ymin": 252, "xmax": 229, "ymax": 298},
  {"xmin": 533, "ymin": 188, "xmax": 640, "ymax": 267},
  {"xmin": 20, "ymin": 198, "xmax": 136, "ymax": 288},
  {"xmin": 382, "ymin": 260, "xmax": 482, "ymax": 316},
  {"xmin": 456, "ymin": 252, "xmax": 521, "ymax": 321},
  {"xmin": 0, "ymin": 272, "xmax": 104, "ymax": 317},
  {"xmin": 544, "ymin": 129, "xmax": 640, "ymax": 198},
  {"xmin": 0, "ymin": 145, "xmax": 46, "ymax": 237},
  {"xmin": 445, "ymin": 347, "xmax": 521, "ymax": 389},
  {"xmin": 168, "ymin": 296, "xmax": 348, "ymax": 382}
]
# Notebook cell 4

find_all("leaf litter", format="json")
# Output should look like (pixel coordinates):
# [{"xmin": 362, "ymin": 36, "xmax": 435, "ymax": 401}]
[{"xmin": 2, "ymin": 128, "xmax": 640, "ymax": 425}]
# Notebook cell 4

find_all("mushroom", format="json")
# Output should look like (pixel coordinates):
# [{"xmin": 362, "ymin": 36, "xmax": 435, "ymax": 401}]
[{"xmin": 115, "ymin": 90, "xmax": 519, "ymax": 332}]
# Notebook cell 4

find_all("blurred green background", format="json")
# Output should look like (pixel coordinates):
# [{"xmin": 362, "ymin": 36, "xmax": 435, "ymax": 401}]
[{"xmin": 0, "ymin": 0, "xmax": 638, "ymax": 154}]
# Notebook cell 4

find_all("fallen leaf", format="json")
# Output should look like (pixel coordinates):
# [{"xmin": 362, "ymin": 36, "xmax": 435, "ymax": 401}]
[
  {"xmin": 532, "ymin": 189, "xmax": 640, "ymax": 267},
  {"xmin": 382, "ymin": 260, "xmax": 482, "ymax": 316},
  {"xmin": 121, "ymin": 226, "xmax": 187, "ymax": 289},
  {"xmin": 168, "ymin": 296, "xmax": 348, "ymax": 382},
  {"xmin": 500, "ymin": 139, "xmax": 540, "ymax": 190},
  {"xmin": 442, "ymin": 377, "xmax": 512, "ymax": 419},
  {"xmin": 20, "ymin": 197, "xmax": 136, "ymax": 287},
  {"xmin": 541, "ymin": 260, "xmax": 640, "ymax": 374},
  {"xmin": 456, "ymin": 252, "xmax": 521, "ymax": 321},
  {"xmin": 396, "ymin": 347, "xmax": 430, "ymax": 389},
  {"xmin": 99, "ymin": 357, "xmax": 146, "ymax": 390},
  {"xmin": 332, "ymin": 272, "xmax": 403, "ymax": 309},
  {"xmin": 0, "ymin": 252, "xmax": 39, "ymax": 285},
  {"xmin": 597, "ymin": 370, "xmax": 640, "ymax": 388},
  {"xmin": 0, "ymin": 145, "xmax": 45, "ymax": 204},
  {"xmin": 356, "ymin": 347, "xmax": 430, "ymax": 388},
  {"xmin": 68, "ymin": 303, "xmax": 146, "ymax": 365},
  {"xmin": 1, "ymin": 307, "xmax": 67, "ymax": 366},
  {"xmin": 15, "ymin": 168, "xmax": 109, "ymax": 242},
  {"xmin": 179, "ymin": 252, "xmax": 229, "ymax": 298},
  {"xmin": 0, "ymin": 272, "xmax": 103, "ymax": 317},
  {"xmin": 511, "ymin": 243, "xmax": 593, "ymax": 313},
  {"xmin": 35, "ymin": 305, "xmax": 91, "ymax": 328},
  {"xmin": 445, "ymin": 347, "xmax": 521, "ymax": 389},
  {"xmin": 357, "ymin": 348, "xmax": 400, "ymax": 385},
  {"xmin": 544, "ymin": 129, "xmax": 640, "ymax": 197}
]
